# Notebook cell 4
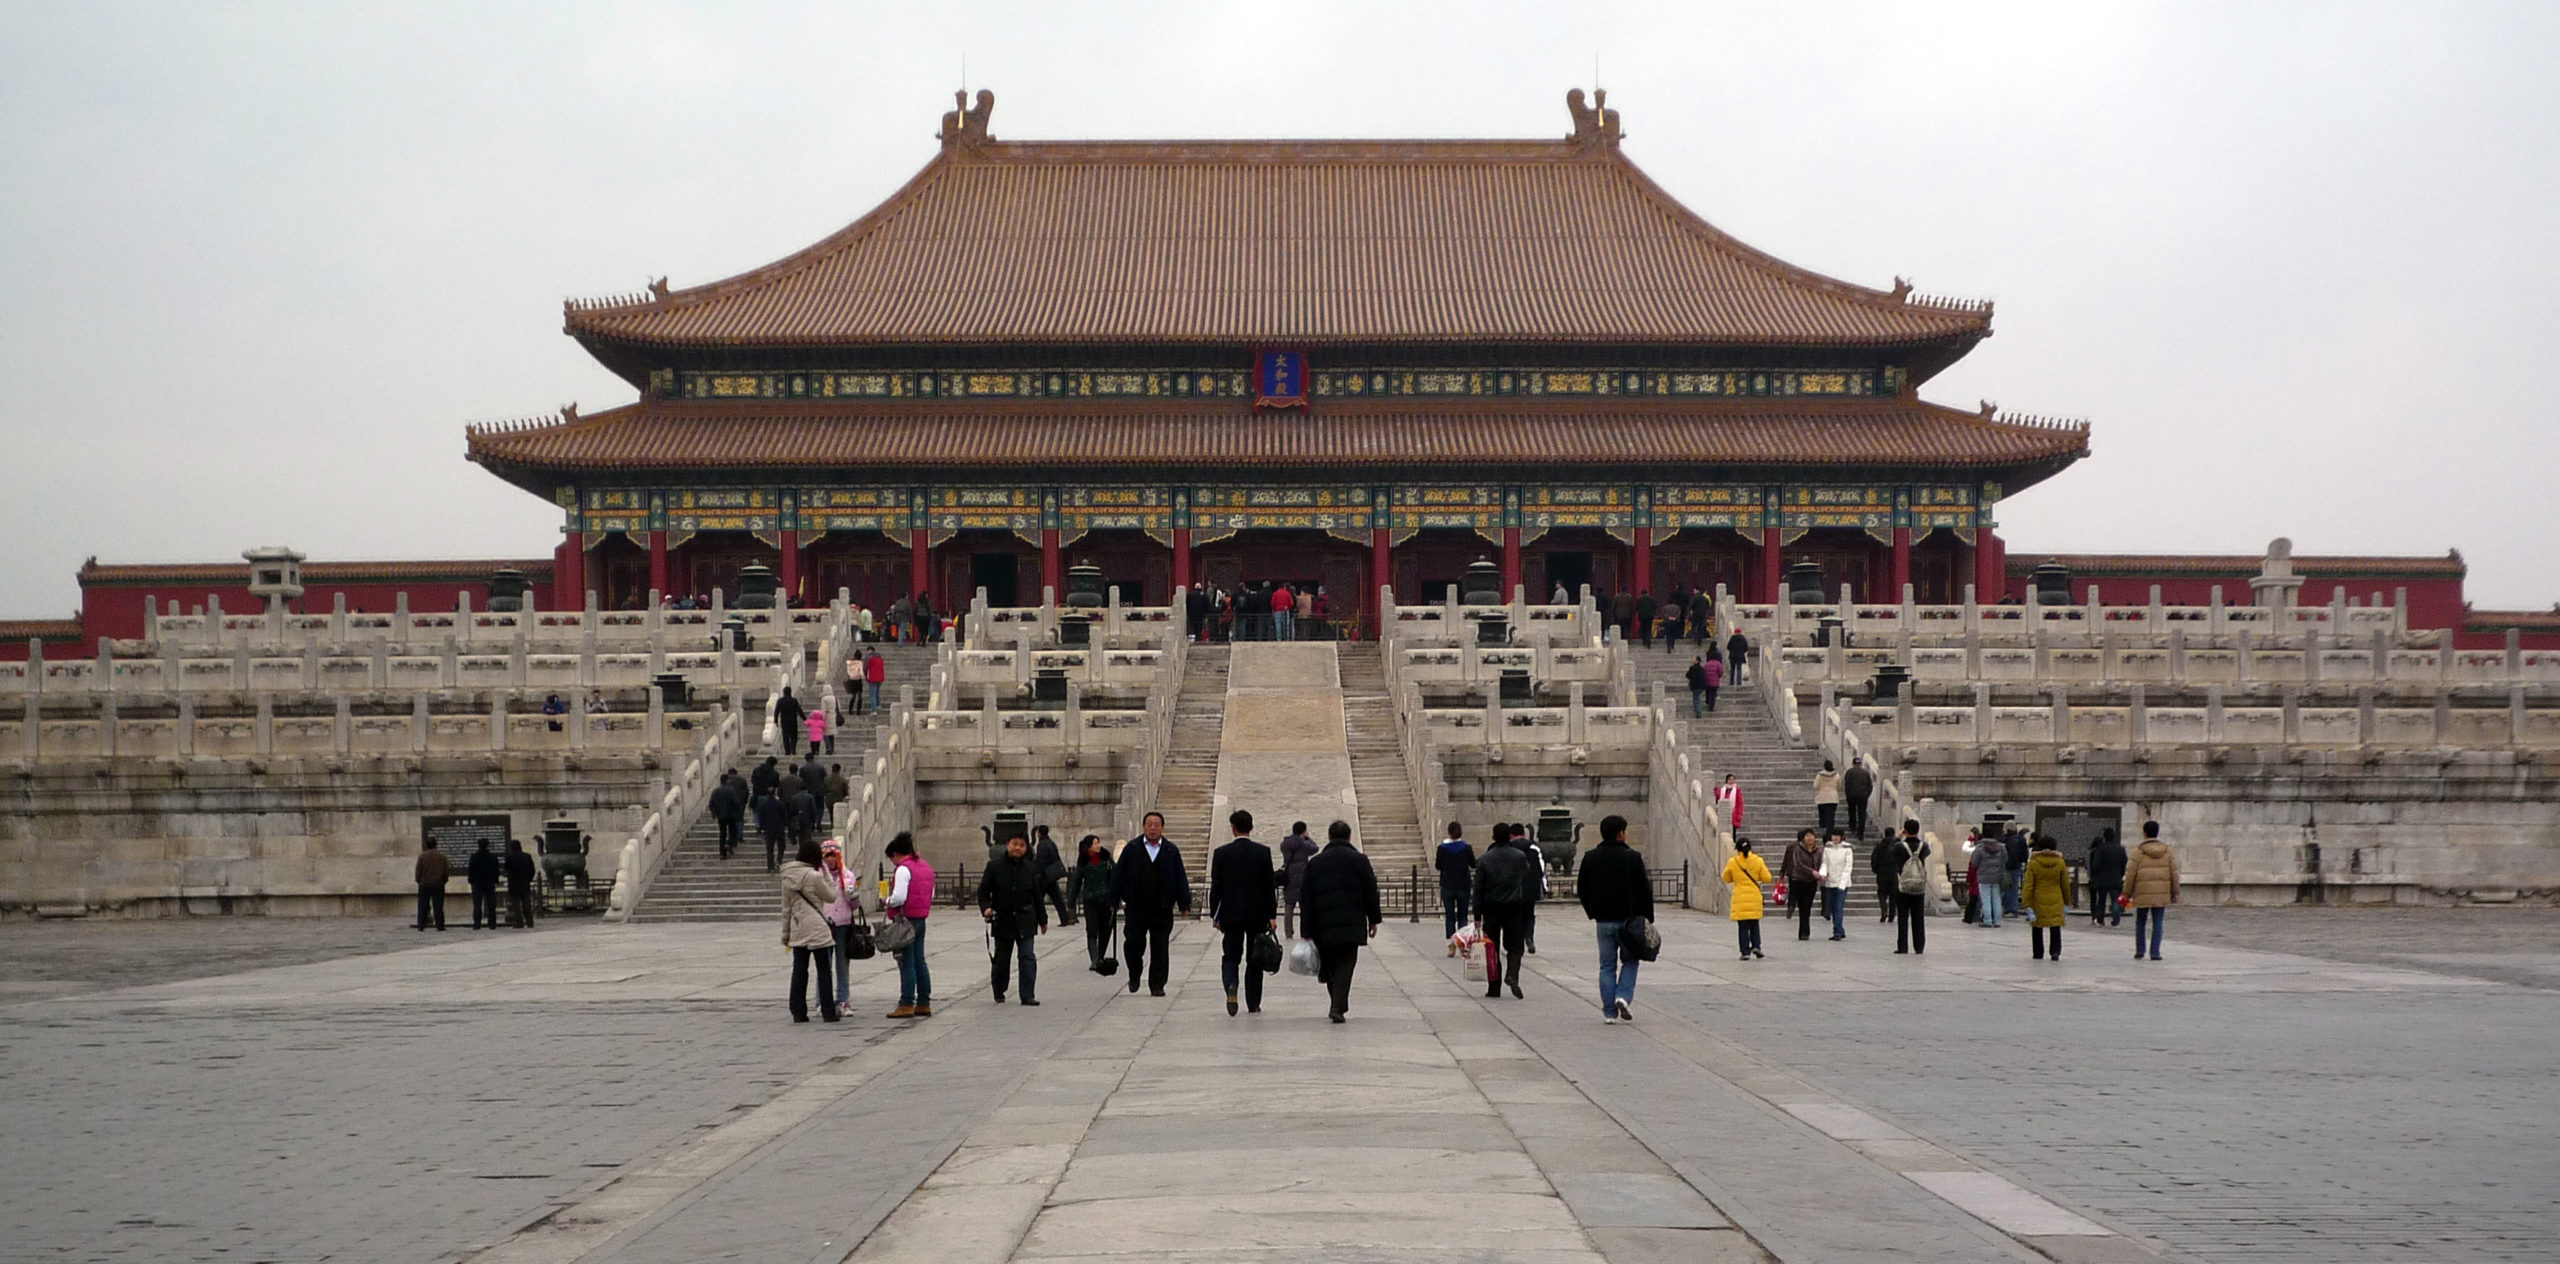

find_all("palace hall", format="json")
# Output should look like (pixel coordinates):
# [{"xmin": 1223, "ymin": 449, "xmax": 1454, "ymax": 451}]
[{"xmin": 466, "ymin": 90, "xmax": 2092, "ymax": 626}]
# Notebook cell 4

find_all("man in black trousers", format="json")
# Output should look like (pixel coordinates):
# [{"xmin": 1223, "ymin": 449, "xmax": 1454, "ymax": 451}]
[
  {"xmin": 466, "ymin": 839, "xmax": 502, "ymax": 929},
  {"xmin": 1299, "ymin": 820, "xmax": 1381, "ymax": 1023},
  {"xmin": 1208, "ymin": 808, "xmax": 1277, "ymax": 1016},
  {"xmin": 1115, "ymin": 810, "xmax": 1192, "ymax": 996},
  {"xmin": 1473, "ymin": 826, "xmax": 1536, "ymax": 999}
]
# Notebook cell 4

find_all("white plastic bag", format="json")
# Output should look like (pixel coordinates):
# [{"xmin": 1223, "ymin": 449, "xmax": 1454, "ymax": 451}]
[{"xmin": 1287, "ymin": 938, "xmax": 1321, "ymax": 977}]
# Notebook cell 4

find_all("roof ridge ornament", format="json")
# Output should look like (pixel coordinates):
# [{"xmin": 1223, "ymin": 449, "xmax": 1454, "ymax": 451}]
[
  {"xmin": 1889, "ymin": 277, "xmax": 1912, "ymax": 302},
  {"xmin": 1565, "ymin": 88, "xmax": 1621, "ymax": 149},
  {"xmin": 940, "ymin": 89, "xmax": 996, "ymax": 150}
]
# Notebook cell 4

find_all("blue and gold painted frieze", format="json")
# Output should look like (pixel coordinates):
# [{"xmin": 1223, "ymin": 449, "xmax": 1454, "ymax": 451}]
[{"xmin": 665, "ymin": 365, "xmax": 1903, "ymax": 402}]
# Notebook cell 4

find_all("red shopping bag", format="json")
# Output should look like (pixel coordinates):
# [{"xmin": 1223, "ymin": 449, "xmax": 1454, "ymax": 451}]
[{"xmin": 1483, "ymin": 935, "xmax": 1502, "ymax": 987}]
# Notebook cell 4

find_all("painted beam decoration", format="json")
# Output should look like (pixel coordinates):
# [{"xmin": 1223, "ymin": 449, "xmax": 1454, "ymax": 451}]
[
  {"xmin": 1521, "ymin": 486, "xmax": 1635, "ymax": 544},
  {"xmin": 667, "ymin": 488, "xmax": 777, "ymax": 535},
  {"xmin": 581, "ymin": 488, "xmax": 647, "ymax": 537},
  {"xmin": 1190, "ymin": 486, "xmax": 1371, "ymax": 534},
  {"xmin": 662, "ymin": 364, "xmax": 1903, "ymax": 402},
  {"xmin": 925, "ymin": 488, "xmax": 1040, "ymax": 549},
  {"xmin": 1063, "ymin": 487, "xmax": 1172, "ymax": 545},
  {"xmin": 801, "ymin": 487, "xmax": 912, "ymax": 545}
]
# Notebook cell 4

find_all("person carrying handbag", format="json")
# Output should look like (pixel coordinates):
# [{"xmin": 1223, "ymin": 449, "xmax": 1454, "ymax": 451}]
[
  {"xmin": 818, "ymin": 840, "xmax": 861, "ymax": 1009},
  {"xmin": 778, "ymin": 840, "xmax": 840, "ymax": 1023},
  {"xmin": 878, "ymin": 833, "xmax": 934, "ymax": 1018}
]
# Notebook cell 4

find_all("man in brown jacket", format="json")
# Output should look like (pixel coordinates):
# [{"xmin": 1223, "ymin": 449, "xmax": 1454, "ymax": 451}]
[
  {"xmin": 2123, "ymin": 820, "xmax": 2180, "ymax": 961},
  {"xmin": 414, "ymin": 839, "xmax": 450, "ymax": 931}
]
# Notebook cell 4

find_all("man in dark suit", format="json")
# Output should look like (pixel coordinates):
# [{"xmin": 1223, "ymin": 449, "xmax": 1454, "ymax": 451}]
[
  {"xmin": 1115, "ymin": 810, "xmax": 1192, "ymax": 996},
  {"xmin": 1208, "ymin": 808, "xmax": 1277, "ymax": 1017},
  {"xmin": 1299, "ymin": 820, "xmax": 1381, "ymax": 1023}
]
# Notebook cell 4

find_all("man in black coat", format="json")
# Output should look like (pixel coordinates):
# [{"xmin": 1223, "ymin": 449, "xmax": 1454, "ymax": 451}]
[
  {"xmin": 977, "ymin": 833, "xmax": 1049, "ymax": 1005},
  {"xmin": 750, "ymin": 756, "xmax": 781, "ymax": 799},
  {"xmin": 1473, "ymin": 829, "xmax": 1537, "ymax": 1000},
  {"xmin": 1575, "ymin": 814, "xmax": 1652, "ymax": 1023},
  {"xmin": 1115, "ymin": 811, "xmax": 1192, "ymax": 996},
  {"xmin": 1870, "ymin": 833, "xmax": 1900, "ymax": 922},
  {"xmin": 1687, "ymin": 590, "xmax": 1712, "ymax": 648},
  {"xmin": 1725, "ymin": 628, "xmax": 1750, "ymax": 685},
  {"xmin": 1841, "ymin": 757, "xmax": 1875, "ymax": 839},
  {"xmin": 502, "ymin": 838, "xmax": 538, "ymax": 928},
  {"xmin": 786, "ymin": 784, "xmax": 821, "ymax": 848},
  {"xmin": 1634, "ymin": 591, "xmax": 1658, "ymax": 648},
  {"xmin": 2084, "ymin": 828, "xmax": 2127, "ymax": 926},
  {"xmin": 1298, "ymin": 820, "xmax": 1380, "ymax": 1023},
  {"xmin": 1887, "ymin": 819, "xmax": 1932, "ymax": 955},
  {"xmin": 708, "ymin": 772, "xmax": 744, "ymax": 859},
  {"xmin": 466, "ymin": 840, "xmax": 503, "ymax": 929},
  {"xmin": 774, "ymin": 687, "xmax": 805, "ymax": 756},
  {"xmin": 1033, "ymin": 825, "xmax": 1074, "ymax": 926},
  {"xmin": 1208, "ymin": 809, "xmax": 1277, "ymax": 1016}
]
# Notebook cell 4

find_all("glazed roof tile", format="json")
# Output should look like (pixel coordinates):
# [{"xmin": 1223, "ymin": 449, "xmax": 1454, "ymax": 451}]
[
  {"xmin": 2008, "ymin": 553, "xmax": 2467, "ymax": 579},
  {"xmin": 80, "ymin": 559, "xmax": 556, "ymax": 586},
  {"xmin": 466, "ymin": 397, "xmax": 2087, "ymax": 474},
  {"xmin": 563, "ymin": 138, "xmax": 1989, "ymax": 350}
]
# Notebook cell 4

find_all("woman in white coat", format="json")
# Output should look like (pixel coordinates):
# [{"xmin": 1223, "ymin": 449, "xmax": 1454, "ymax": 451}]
[{"xmin": 1817, "ymin": 827, "xmax": 1856, "ymax": 941}]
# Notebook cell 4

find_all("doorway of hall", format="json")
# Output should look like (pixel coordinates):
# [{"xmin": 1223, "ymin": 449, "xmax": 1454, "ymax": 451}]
[
  {"xmin": 971, "ymin": 552, "xmax": 1020, "ymax": 607},
  {"xmin": 1544, "ymin": 551, "xmax": 1593, "ymax": 604}
]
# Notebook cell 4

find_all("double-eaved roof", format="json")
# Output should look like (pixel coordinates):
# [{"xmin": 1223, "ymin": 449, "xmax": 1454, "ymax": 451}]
[
  {"xmin": 563, "ymin": 132, "xmax": 1989, "ymax": 356},
  {"xmin": 473, "ymin": 92, "xmax": 2083, "ymax": 495}
]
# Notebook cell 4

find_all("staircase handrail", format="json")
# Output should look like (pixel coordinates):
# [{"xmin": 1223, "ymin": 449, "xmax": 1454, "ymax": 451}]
[
  {"xmin": 1110, "ymin": 609, "xmax": 1188, "ymax": 841},
  {"xmin": 1379, "ymin": 594, "xmax": 1455, "ymax": 862},
  {"xmin": 1646, "ymin": 695, "xmax": 1733, "ymax": 914},
  {"xmin": 1818, "ymin": 695, "xmax": 1957, "ymax": 909},
  {"xmin": 1755, "ymin": 640, "xmax": 1806, "ymax": 746},
  {"xmin": 601, "ymin": 702, "xmax": 740, "ymax": 922}
]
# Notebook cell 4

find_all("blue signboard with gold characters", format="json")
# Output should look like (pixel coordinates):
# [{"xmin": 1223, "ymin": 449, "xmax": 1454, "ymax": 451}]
[{"xmin": 1254, "ymin": 349, "xmax": 1309, "ymax": 409}]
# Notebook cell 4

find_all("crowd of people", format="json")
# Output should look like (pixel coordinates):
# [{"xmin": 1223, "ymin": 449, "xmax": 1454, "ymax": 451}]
[
  {"xmin": 1183, "ymin": 581, "xmax": 1335, "ymax": 643},
  {"xmin": 410, "ymin": 836, "xmax": 543, "ymax": 931}
]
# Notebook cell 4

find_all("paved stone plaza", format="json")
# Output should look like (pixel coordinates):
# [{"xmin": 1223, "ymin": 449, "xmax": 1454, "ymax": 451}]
[{"xmin": 3, "ymin": 906, "xmax": 2555, "ymax": 1263}]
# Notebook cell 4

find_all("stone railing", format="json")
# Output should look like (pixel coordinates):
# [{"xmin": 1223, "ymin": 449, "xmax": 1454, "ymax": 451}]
[
  {"xmin": 947, "ymin": 645, "xmax": 1173, "ymax": 695},
  {"xmin": 3, "ymin": 688, "xmax": 713, "ymax": 762},
  {"xmin": 1109, "ymin": 628, "xmax": 1187, "ymax": 842},
  {"xmin": 1829, "ymin": 686, "xmax": 2560, "ymax": 750},
  {"xmin": 1770, "ymin": 633, "xmax": 2558, "ymax": 691},
  {"xmin": 961, "ymin": 587, "xmax": 1182, "ymax": 652},
  {"xmin": 0, "ymin": 642, "xmax": 785, "ymax": 699},
  {"xmin": 1378, "ymin": 585, "xmax": 1603, "ymax": 649},
  {"xmin": 137, "ymin": 589, "xmax": 840, "ymax": 653},
  {"xmin": 1644, "ymin": 695, "xmax": 1737, "ymax": 913},
  {"xmin": 1386, "ymin": 643, "xmax": 1618, "ymax": 691},
  {"xmin": 601, "ymin": 704, "xmax": 742, "ymax": 922},
  {"xmin": 1721, "ymin": 581, "xmax": 2415, "ymax": 650},
  {"xmin": 1411, "ymin": 692, "xmax": 1654, "ymax": 752}
]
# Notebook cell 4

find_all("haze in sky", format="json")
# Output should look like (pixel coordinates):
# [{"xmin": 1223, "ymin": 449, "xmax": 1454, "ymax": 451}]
[{"xmin": 2, "ymin": 1, "xmax": 2553, "ymax": 615}]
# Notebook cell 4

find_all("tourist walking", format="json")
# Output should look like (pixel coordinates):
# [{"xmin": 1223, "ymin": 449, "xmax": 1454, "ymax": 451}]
[
  {"xmin": 1813, "ymin": 761, "xmax": 1842, "ymax": 837},
  {"xmin": 1208, "ymin": 809, "xmax": 1277, "ymax": 1016},
  {"xmin": 1870, "ymin": 831, "xmax": 1899, "ymax": 922},
  {"xmin": 751, "ymin": 755, "xmax": 781, "ymax": 799},
  {"xmin": 2003, "ymin": 826, "xmax": 2029, "ymax": 919},
  {"xmin": 881, "ymin": 833, "xmax": 935, "ymax": 1017},
  {"xmin": 778, "ymin": 839, "xmax": 840, "ymax": 1023},
  {"xmin": 466, "ymin": 839, "xmax": 501, "ymax": 929},
  {"xmin": 806, "ymin": 701, "xmax": 832, "ymax": 757},
  {"xmin": 1299, "ymin": 820, "xmax": 1381, "ymax": 1023},
  {"xmin": 709, "ymin": 771, "xmax": 744, "ymax": 859},
  {"xmin": 1473, "ymin": 826, "xmax": 1537, "ymax": 999},
  {"xmin": 1700, "ymin": 652, "xmax": 1723, "ymax": 713},
  {"xmin": 1635, "ymin": 591, "xmax": 1657, "ymax": 648},
  {"xmin": 977, "ymin": 830, "xmax": 1048, "ymax": 1006},
  {"xmin": 824, "ymin": 763, "xmax": 850, "ymax": 832},
  {"xmin": 2124, "ymin": 821, "xmax": 2179, "ymax": 961},
  {"xmin": 1068, "ymin": 835, "xmax": 1117, "ymax": 973},
  {"xmin": 1279, "ymin": 821, "xmax": 1317, "ymax": 937},
  {"xmin": 1714, "ymin": 774, "xmax": 1744, "ymax": 832},
  {"xmin": 2084, "ymin": 828, "xmax": 2126, "ymax": 926},
  {"xmin": 414, "ymin": 838, "xmax": 449, "ymax": 931},
  {"xmin": 1783, "ymin": 828, "xmax": 1824, "ymax": 941},
  {"xmin": 775, "ymin": 686, "xmax": 805, "ymax": 755},
  {"xmin": 1883, "ymin": 819, "xmax": 1931, "ymax": 954},
  {"xmin": 1115, "ymin": 811, "xmax": 1192, "ymax": 996},
  {"xmin": 1722, "ymin": 838, "xmax": 1771, "ymax": 960},
  {"xmin": 786, "ymin": 781, "xmax": 820, "ymax": 849},
  {"xmin": 1577, "ymin": 814, "xmax": 1651, "ymax": 1023},
  {"xmin": 1842, "ymin": 757, "xmax": 1873, "ymax": 838},
  {"xmin": 1969, "ymin": 834, "xmax": 2004, "ymax": 928},
  {"xmin": 1032, "ymin": 825, "xmax": 1074, "ymax": 926},
  {"xmin": 865, "ymin": 647, "xmax": 887, "ymax": 713},
  {"xmin": 754, "ymin": 787, "xmax": 788, "ymax": 871},
  {"xmin": 1819, "ymin": 828, "xmax": 1854, "ymax": 940},
  {"xmin": 819, "ymin": 840, "xmax": 859, "ymax": 1008},
  {"xmin": 504, "ymin": 838, "xmax": 537, "ymax": 927},
  {"xmin": 1725, "ymin": 628, "xmax": 1750, "ymax": 684},
  {"xmin": 1688, "ymin": 589, "xmax": 1712, "ymax": 648},
  {"xmin": 1435, "ymin": 821, "xmax": 1477, "ymax": 947},
  {"xmin": 2022, "ymin": 835, "xmax": 2073, "ymax": 961},
  {"xmin": 1685, "ymin": 655, "xmax": 1709, "ymax": 716}
]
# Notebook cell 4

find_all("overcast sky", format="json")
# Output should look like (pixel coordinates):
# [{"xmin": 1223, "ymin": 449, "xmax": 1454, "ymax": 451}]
[{"xmin": 3, "ymin": 1, "xmax": 2553, "ymax": 616}]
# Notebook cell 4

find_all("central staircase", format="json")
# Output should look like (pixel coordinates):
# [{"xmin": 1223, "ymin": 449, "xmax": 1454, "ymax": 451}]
[{"xmin": 1151, "ymin": 646, "xmax": 1230, "ymax": 889}]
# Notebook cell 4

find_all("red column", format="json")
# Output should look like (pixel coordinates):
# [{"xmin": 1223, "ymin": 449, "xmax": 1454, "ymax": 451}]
[
  {"xmin": 1171, "ymin": 527, "xmax": 1192, "ymax": 594},
  {"xmin": 1370, "ymin": 527, "xmax": 1392, "ymax": 636},
  {"xmin": 1760, "ymin": 531, "xmax": 1784, "ymax": 604},
  {"xmin": 909, "ymin": 533, "xmax": 930, "ymax": 599},
  {"xmin": 555, "ymin": 534, "xmax": 584, "ymax": 610},
  {"xmin": 1040, "ymin": 528, "xmax": 1062, "ymax": 603},
  {"xmin": 1974, "ymin": 527, "xmax": 2003, "ymax": 601},
  {"xmin": 1630, "ymin": 526, "xmax": 1652, "ymax": 600},
  {"xmin": 1890, "ymin": 527, "xmax": 1912, "ymax": 600},
  {"xmin": 778, "ymin": 528, "xmax": 801, "ymax": 607},
  {"xmin": 647, "ymin": 530, "xmax": 668, "ymax": 599},
  {"xmin": 1500, "ymin": 527, "xmax": 1522, "ymax": 600}
]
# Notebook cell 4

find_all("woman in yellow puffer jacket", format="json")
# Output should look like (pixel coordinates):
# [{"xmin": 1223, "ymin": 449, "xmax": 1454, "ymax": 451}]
[
  {"xmin": 2020, "ymin": 835, "xmax": 2075, "ymax": 962},
  {"xmin": 1721, "ymin": 839, "xmax": 1773, "ymax": 961}
]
